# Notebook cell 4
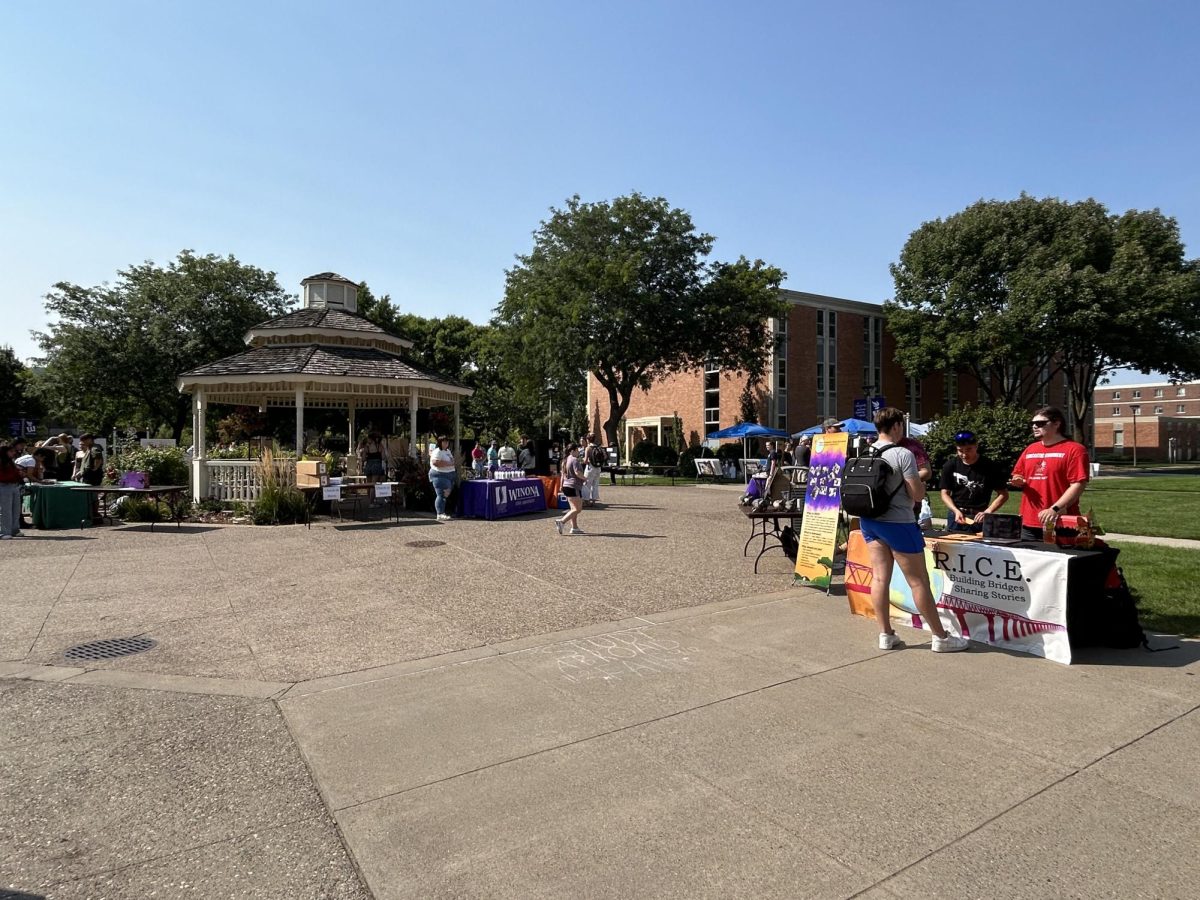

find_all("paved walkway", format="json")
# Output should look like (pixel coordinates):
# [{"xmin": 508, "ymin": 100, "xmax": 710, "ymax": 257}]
[{"xmin": 2, "ymin": 487, "xmax": 1199, "ymax": 898}]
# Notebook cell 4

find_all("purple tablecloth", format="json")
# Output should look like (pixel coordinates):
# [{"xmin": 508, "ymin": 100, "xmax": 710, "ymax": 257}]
[{"xmin": 458, "ymin": 478, "xmax": 548, "ymax": 520}]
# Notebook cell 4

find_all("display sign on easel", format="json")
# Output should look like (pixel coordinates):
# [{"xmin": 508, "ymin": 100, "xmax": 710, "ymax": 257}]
[
  {"xmin": 374, "ymin": 482, "xmax": 392, "ymax": 498},
  {"xmin": 794, "ymin": 432, "xmax": 850, "ymax": 588},
  {"xmin": 322, "ymin": 485, "xmax": 342, "ymax": 501}
]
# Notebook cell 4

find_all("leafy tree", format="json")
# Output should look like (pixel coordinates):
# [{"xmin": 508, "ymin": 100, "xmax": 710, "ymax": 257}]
[
  {"xmin": 33, "ymin": 251, "xmax": 292, "ymax": 438},
  {"xmin": 497, "ymin": 193, "xmax": 787, "ymax": 448},
  {"xmin": 0, "ymin": 345, "xmax": 44, "ymax": 429},
  {"xmin": 920, "ymin": 403, "xmax": 1033, "ymax": 476},
  {"xmin": 888, "ymin": 196, "xmax": 1200, "ymax": 441}
]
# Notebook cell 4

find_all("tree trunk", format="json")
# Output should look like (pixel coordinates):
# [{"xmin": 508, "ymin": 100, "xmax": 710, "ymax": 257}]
[{"xmin": 602, "ymin": 383, "xmax": 629, "ymax": 452}]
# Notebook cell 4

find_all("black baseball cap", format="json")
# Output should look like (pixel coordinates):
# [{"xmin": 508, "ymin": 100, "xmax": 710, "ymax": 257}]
[{"xmin": 954, "ymin": 431, "xmax": 977, "ymax": 444}]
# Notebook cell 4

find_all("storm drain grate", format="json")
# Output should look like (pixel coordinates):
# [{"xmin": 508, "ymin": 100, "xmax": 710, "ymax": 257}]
[
  {"xmin": 405, "ymin": 540, "xmax": 446, "ymax": 548},
  {"xmin": 64, "ymin": 636, "xmax": 158, "ymax": 661}
]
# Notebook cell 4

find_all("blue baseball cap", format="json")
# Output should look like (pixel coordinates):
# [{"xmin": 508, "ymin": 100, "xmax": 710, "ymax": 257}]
[{"xmin": 954, "ymin": 431, "xmax": 977, "ymax": 444}]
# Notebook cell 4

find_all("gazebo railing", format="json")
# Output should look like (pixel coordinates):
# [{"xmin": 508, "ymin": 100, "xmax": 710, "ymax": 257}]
[{"xmin": 202, "ymin": 458, "xmax": 295, "ymax": 502}]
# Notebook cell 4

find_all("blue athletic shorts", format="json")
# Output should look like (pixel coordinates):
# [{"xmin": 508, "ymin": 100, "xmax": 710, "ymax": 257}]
[{"xmin": 859, "ymin": 518, "xmax": 926, "ymax": 554}]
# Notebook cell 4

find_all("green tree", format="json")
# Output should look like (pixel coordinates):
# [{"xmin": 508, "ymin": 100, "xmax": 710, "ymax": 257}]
[
  {"xmin": 888, "ymin": 196, "xmax": 1200, "ymax": 441},
  {"xmin": 921, "ymin": 403, "xmax": 1032, "ymax": 476},
  {"xmin": 0, "ymin": 345, "xmax": 44, "ymax": 430},
  {"xmin": 498, "ymin": 193, "xmax": 786, "ymax": 448},
  {"xmin": 34, "ymin": 251, "xmax": 292, "ymax": 438}
]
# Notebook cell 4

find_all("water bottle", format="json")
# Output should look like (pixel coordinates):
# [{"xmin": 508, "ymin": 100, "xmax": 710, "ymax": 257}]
[{"xmin": 1043, "ymin": 521, "xmax": 1056, "ymax": 545}]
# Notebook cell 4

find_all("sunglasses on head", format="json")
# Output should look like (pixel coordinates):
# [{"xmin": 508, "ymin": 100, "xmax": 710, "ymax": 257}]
[{"xmin": 1030, "ymin": 420, "xmax": 1051, "ymax": 427}]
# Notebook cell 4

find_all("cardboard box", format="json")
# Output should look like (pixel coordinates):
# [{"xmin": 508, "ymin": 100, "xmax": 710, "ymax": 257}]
[{"xmin": 296, "ymin": 460, "xmax": 327, "ymax": 487}]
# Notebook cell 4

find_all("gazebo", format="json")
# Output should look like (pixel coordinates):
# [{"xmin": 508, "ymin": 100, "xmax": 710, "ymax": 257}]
[{"xmin": 177, "ymin": 273, "xmax": 473, "ymax": 501}]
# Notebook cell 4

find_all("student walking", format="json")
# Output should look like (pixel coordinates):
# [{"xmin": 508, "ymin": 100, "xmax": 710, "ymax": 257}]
[{"xmin": 555, "ymin": 441, "xmax": 585, "ymax": 535}]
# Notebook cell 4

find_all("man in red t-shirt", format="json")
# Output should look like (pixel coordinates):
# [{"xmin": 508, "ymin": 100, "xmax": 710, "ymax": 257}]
[{"xmin": 1009, "ymin": 406, "xmax": 1090, "ymax": 541}]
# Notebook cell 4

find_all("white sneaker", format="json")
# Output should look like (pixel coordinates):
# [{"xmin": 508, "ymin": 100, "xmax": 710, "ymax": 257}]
[
  {"xmin": 0, "ymin": 535, "xmax": 12, "ymax": 541},
  {"xmin": 932, "ymin": 633, "xmax": 970, "ymax": 653},
  {"xmin": 554, "ymin": 519, "xmax": 564, "ymax": 535},
  {"xmin": 569, "ymin": 528, "xmax": 584, "ymax": 535},
  {"xmin": 878, "ymin": 632, "xmax": 903, "ymax": 650},
  {"xmin": 437, "ymin": 514, "xmax": 451, "ymax": 520}
]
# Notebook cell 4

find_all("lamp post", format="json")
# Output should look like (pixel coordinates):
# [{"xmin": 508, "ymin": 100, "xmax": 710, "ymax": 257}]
[{"xmin": 1132, "ymin": 408, "xmax": 1138, "ymax": 467}]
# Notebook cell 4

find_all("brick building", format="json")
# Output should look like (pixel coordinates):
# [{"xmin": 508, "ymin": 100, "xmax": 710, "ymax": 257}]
[
  {"xmin": 1091, "ymin": 380, "xmax": 1200, "ymax": 461},
  {"xmin": 587, "ymin": 289, "xmax": 1073, "ymax": 456}
]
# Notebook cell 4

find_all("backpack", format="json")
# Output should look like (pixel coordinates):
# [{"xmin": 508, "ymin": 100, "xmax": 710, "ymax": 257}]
[
  {"xmin": 588, "ymin": 445, "xmax": 607, "ymax": 467},
  {"xmin": 840, "ymin": 445, "xmax": 905, "ymax": 519}
]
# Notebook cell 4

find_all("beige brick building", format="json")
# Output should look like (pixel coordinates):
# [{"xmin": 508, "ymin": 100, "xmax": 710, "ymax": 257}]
[
  {"xmin": 1092, "ymin": 381, "xmax": 1200, "ymax": 461},
  {"xmin": 586, "ymin": 289, "xmax": 1071, "ymax": 455}
]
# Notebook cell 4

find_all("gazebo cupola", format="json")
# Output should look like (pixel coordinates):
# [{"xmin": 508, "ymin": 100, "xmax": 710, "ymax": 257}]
[{"xmin": 302, "ymin": 272, "xmax": 359, "ymax": 313}]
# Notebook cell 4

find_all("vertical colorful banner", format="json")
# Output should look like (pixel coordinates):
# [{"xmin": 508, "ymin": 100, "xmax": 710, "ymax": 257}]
[{"xmin": 795, "ymin": 432, "xmax": 849, "ymax": 585}]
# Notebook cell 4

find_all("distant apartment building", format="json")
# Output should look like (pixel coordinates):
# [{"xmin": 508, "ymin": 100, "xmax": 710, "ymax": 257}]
[
  {"xmin": 1092, "ymin": 381, "xmax": 1200, "ymax": 461},
  {"xmin": 586, "ymin": 289, "xmax": 1071, "ymax": 454}
]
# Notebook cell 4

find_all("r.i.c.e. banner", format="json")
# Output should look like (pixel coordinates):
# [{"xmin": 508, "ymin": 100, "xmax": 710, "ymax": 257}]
[{"xmin": 795, "ymin": 432, "xmax": 849, "ymax": 586}]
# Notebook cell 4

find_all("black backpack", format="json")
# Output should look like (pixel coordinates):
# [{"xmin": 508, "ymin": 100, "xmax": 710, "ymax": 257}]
[
  {"xmin": 840, "ymin": 445, "xmax": 905, "ymax": 519},
  {"xmin": 588, "ymin": 445, "xmax": 607, "ymax": 467}
]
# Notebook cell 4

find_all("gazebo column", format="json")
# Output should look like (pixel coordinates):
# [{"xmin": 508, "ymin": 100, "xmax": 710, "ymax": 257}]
[
  {"xmin": 409, "ymin": 386, "xmax": 419, "ymax": 459},
  {"xmin": 192, "ymin": 390, "xmax": 208, "ymax": 501},
  {"xmin": 347, "ymin": 399, "xmax": 356, "ymax": 471},
  {"xmin": 294, "ymin": 388, "xmax": 305, "ymax": 455},
  {"xmin": 454, "ymin": 399, "xmax": 461, "ymax": 455}
]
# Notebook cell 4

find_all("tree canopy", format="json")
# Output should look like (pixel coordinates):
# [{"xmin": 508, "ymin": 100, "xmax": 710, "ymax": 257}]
[
  {"xmin": 1, "ymin": 345, "xmax": 43, "ymax": 432},
  {"xmin": 888, "ymin": 195, "xmax": 1200, "ymax": 440},
  {"xmin": 33, "ymin": 250, "xmax": 293, "ymax": 438},
  {"xmin": 497, "ymin": 193, "xmax": 786, "ymax": 447}
]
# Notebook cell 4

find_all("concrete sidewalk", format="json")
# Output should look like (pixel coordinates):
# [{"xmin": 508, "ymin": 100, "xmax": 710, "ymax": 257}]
[{"xmin": 3, "ymin": 487, "xmax": 1199, "ymax": 898}]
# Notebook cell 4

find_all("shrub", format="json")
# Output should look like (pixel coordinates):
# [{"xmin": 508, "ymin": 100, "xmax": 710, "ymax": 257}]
[
  {"xmin": 631, "ymin": 441, "xmax": 678, "ymax": 467},
  {"xmin": 922, "ymin": 403, "xmax": 1032, "ymax": 476},
  {"xmin": 110, "ymin": 445, "xmax": 190, "ymax": 486},
  {"xmin": 677, "ymin": 445, "xmax": 715, "ymax": 479},
  {"xmin": 715, "ymin": 442, "xmax": 744, "ymax": 463},
  {"xmin": 120, "ymin": 497, "xmax": 165, "ymax": 522},
  {"xmin": 250, "ymin": 448, "xmax": 309, "ymax": 524},
  {"xmin": 198, "ymin": 497, "xmax": 224, "ymax": 514}
]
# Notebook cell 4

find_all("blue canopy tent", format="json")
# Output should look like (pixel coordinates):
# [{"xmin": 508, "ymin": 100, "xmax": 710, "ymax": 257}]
[
  {"xmin": 793, "ymin": 424, "xmax": 824, "ymax": 437},
  {"xmin": 838, "ymin": 418, "xmax": 878, "ymax": 434},
  {"xmin": 706, "ymin": 422, "xmax": 790, "ymax": 482}
]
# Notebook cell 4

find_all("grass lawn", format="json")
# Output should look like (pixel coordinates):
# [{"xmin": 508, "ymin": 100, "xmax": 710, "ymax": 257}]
[
  {"xmin": 1109, "ymin": 541, "xmax": 1200, "ymax": 638},
  {"xmin": 928, "ymin": 475, "xmax": 1200, "ymax": 540}
]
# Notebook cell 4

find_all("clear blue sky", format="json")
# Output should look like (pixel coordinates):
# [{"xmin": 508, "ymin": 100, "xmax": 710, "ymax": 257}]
[{"xmin": 3, "ymin": 0, "xmax": 1196, "ymax": 382}]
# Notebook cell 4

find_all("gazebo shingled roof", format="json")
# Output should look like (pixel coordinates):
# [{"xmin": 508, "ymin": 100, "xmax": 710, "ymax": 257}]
[{"xmin": 180, "ymin": 344, "xmax": 468, "ymax": 388}]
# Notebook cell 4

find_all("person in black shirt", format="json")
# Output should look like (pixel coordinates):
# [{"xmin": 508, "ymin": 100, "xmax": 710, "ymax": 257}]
[{"xmin": 939, "ymin": 431, "xmax": 1009, "ymax": 533}]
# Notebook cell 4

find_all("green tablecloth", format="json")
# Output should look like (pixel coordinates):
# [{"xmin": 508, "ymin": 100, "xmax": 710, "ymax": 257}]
[{"xmin": 28, "ymin": 481, "xmax": 92, "ymax": 529}]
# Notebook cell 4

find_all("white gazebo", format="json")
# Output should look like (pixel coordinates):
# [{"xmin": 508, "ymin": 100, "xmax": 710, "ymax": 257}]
[{"xmin": 177, "ymin": 272, "xmax": 473, "ymax": 500}]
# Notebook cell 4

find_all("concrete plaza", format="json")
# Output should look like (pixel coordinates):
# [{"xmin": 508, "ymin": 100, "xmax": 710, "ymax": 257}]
[{"xmin": 2, "ymin": 485, "xmax": 1199, "ymax": 898}]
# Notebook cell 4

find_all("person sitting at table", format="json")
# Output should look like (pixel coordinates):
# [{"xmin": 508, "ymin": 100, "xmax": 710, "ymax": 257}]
[
  {"xmin": 939, "ymin": 431, "xmax": 1009, "ymax": 534},
  {"xmin": 0, "ymin": 442, "xmax": 23, "ymax": 539}
]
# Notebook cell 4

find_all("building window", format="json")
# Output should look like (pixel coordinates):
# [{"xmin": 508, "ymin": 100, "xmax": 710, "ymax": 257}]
[
  {"xmin": 1178, "ymin": 387, "xmax": 1187, "ymax": 397},
  {"xmin": 703, "ymin": 362, "xmax": 720, "ymax": 436},
  {"xmin": 816, "ymin": 309, "xmax": 837, "ymax": 418},
  {"xmin": 1112, "ymin": 407, "xmax": 1121, "ymax": 416},
  {"xmin": 904, "ymin": 376, "xmax": 922, "ymax": 421},
  {"xmin": 1155, "ymin": 406, "xmax": 1164, "ymax": 414},
  {"xmin": 1132, "ymin": 405, "xmax": 1141, "ymax": 415},
  {"xmin": 1113, "ymin": 424, "xmax": 1124, "ymax": 448},
  {"xmin": 945, "ymin": 369, "xmax": 958, "ymax": 413},
  {"xmin": 1178, "ymin": 404, "xmax": 1187, "ymax": 413},
  {"xmin": 862, "ymin": 316, "xmax": 882, "ymax": 400},
  {"xmin": 1154, "ymin": 388, "xmax": 1164, "ymax": 398},
  {"xmin": 1132, "ymin": 390, "xmax": 1142, "ymax": 399},
  {"xmin": 1112, "ymin": 391, "xmax": 1121, "ymax": 400}
]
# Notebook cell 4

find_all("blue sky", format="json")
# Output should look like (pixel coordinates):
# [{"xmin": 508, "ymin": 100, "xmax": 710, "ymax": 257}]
[{"xmin": 3, "ymin": 1, "xmax": 1196, "ymax": 386}]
